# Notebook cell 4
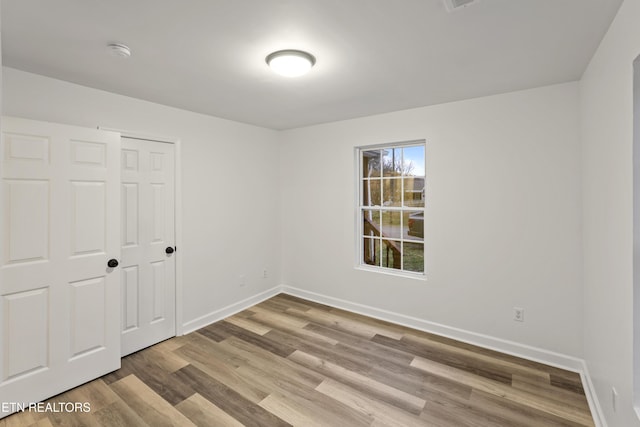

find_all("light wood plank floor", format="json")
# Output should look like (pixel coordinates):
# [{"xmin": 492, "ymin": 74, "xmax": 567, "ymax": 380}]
[{"xmin": 1, "ymin": 294, "xmax": 595, "ymax": 427}]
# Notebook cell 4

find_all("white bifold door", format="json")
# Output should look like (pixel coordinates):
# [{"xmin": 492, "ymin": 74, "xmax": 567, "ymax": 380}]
[
  {"xmin": 120, "ymin": 137, "xmax": 175, "ymax": 356},
  {"xmin": 0, "ymin": 117, "xmax": 121, "ymax": 413}
]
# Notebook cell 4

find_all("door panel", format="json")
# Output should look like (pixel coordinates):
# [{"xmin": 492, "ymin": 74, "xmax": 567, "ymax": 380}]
[
  {"xmin": 71, "ymin": 181, "xmax": 106, "ymax": 255},
  {"xmin": 0, "ymin": 117, "xmax": 121, "ymax": 416},
  {"xmin": 122, "ymin": 183, "xmax": 139, "ymax": 246},
  {"xmin": 121, "ymin": 138, "xmax": 175, "ymax": 356},
  {"xmin": 5, "ymin": 179, "xmax": 49, "ymax": 263},
  {"xmin": 2, "ymin": 288, "xmax": 48, "ymax": 381},
  {"xmin": 69, "ymin": 277, "xmax": 107, "ymax": 358},
  {"xmin": 4, "ymin": 133, "xmax": 49, "ymax": 163},
  {"xmin": 122, "ymin": 266, "xmax": 139, "ymax": 332},
  {"xmin": 150, "ymin": 260, "xmax": 166, "ymax": 322},
  {"xmin": 71, "ymin": 140, "xmax": 107, "ymax": 167},
  {"xmin": 151, "ymin": 184, "xmax": 165, "ymax": 242}
]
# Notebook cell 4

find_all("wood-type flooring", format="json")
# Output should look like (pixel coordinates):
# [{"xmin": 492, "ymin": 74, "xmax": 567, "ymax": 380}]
[{"xmin": 0, "ymin": 294, "xmax": 595, "ymax": 426}]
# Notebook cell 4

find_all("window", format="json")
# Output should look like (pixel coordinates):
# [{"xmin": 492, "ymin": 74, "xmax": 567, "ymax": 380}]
[{"xmin": 357, "ymin": 141, "xmax": 425, "ymax": 275}]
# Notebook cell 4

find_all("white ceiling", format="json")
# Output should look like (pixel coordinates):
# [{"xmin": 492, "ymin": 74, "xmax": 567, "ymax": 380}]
[{"xmin": 1, "ymin": 0, "xmax": 623, "ymax": 130}]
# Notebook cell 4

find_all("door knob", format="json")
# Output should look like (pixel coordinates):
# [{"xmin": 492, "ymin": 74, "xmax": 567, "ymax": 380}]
[
  {"xmin": 107, "ymin": 259, "xmax": 119, "ymax": 268},
  {"xmin": 165, "ymin": 247, "xmax": 175, "ymax": 254}
]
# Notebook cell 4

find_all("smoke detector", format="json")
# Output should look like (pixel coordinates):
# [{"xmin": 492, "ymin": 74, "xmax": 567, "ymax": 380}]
[
  {"xmin": 444, "ymin": 0, "xmax": 479, "ymax": 12},
  {"xmin": 107, "ymin": 43, "xmax": 131, "ymax": 58}
]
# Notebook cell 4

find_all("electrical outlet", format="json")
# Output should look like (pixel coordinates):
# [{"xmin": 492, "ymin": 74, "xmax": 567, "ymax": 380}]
[
  {"xmin": 513, "ymin": 307, "xmax": 524, "ymax": 322},
  {"xmin": 263, "ymin": 269, "xmax": 268, "ymax": 279},
  {"xmin": 612, "ymin": 387, "xmax": 618, "ymax": 412},
  {"xmin": 239, "ymin": 275, "xmax": 246, "ymax": 287}
]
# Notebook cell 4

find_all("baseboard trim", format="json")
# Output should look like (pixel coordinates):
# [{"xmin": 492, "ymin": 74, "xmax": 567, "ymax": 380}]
[
  {"xmin": 580, "ymin": 362, "xmax": 607, "ymax": 427},
  {"xmin": 182, "ymin": 284, "xmax": 605, "ymax": 426},
  {"xmin": 181, "ymin": 285, "xmax": 283, "ymax": 335},
  {"xmin": 282, "ymin": 286, "xmax": 607, "ymax": 425},
  {"xmin": 282, "ymin": 286, "xmax": 581, "ymax": 370}
]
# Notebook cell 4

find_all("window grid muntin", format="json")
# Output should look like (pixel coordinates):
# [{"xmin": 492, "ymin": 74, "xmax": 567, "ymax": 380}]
[{"xmin": 359, "ymin": 141, "xmax": 425, "ymax": 274}]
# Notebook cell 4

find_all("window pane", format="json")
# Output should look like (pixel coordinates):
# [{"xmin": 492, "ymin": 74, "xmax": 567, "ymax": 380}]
[
  {"xmin": 382, "ymin": 178, "xmax": 402, "ymax": 206},
  {"xmin": 362, "ymin": 179, "xmax": 381, "ymax": 206},
  {"xmin": 381, "ymin": 239, "xmax": 401, "ymax": 270},
  {"xmin": 405, "ymin": 210, "xmax": 424, "ymax": 241},
  {"xmin": 362, "ymin": 210, "xmax": 381, "ymax": 238},
  {"xmin": 403, "ymin": 177, "xmax": 425, "ymax": 207},
  {"xmin": 383, "ymin": 148, "xmax": 403, "ymax": 177},
  {"xmin": 402, "ymin": 145, "xmax": 425, "ymax": 177},
  {"xmin": 362, "ymin": 150, "xmax": 381, "ymax": 178},
  {"xmin": 359, "ymin": 142, "xmax": 425, "ymax": 275},
  {"xmin": 363, "ymin": 237, "xmax": 380, "ymax": 266},
  {"xmin": 403, "ymin": 242, "xmax": 424, "ymax": 272},
  {"xmin": 381, "ymin": 210, "xmax": 401, "ymax": 239}
]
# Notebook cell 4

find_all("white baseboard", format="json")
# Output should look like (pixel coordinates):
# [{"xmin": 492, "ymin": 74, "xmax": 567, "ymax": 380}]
[
  {"xmin": 282, "ymin": 285, "xmax": 582, "ymax": 370},
  {"xmin": 181, "ymin": 285, "xmax": 283, "ymax": 335},
  {"xmin": 281, "ymin": 285, "xmax": 606, "ymax": 426},
  {"xmin": 181, "ymin": 284, "xmax": 606, "ymax": 426},
  {"xmin": 580, "ymin": 363, "xmax": 607, "ymax": 427}
]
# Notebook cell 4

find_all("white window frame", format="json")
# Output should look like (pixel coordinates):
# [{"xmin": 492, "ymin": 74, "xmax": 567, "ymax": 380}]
[{"xmin": 355, "ymin": 139, "xmax": 426, "ymax": 278}]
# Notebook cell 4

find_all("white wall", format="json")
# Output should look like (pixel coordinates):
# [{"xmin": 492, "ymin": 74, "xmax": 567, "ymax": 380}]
[
  {"xmin": 1, "ymin": 67, "xmax": 281, "ymax": 330},
  {"xmin": 3, "ymin": 50, "xmax": 607, "ymax": 420},
  {"xmin": 1, "ymin": 7, "xmax": 3, "ymax": 114},
  {"xmin": 580, "ymin": 0, "xmax": 640, "ymax": 424},
  {"xmin": 280, "ymin": 82, "xmax": 583, "ymax": 357}
]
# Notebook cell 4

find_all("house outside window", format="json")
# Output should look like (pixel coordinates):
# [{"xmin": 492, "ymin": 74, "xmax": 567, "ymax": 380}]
[{"xmin": 357, "ymin": 140, "xmax": 426, "ymax": 275}]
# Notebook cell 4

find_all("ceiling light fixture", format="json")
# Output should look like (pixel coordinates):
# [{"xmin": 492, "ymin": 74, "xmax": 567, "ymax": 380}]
[
  {"xmin": 266, "ymin": 49, "xmax": 316, "ymax": 77},
  {"xmin": 107, "ymin": 43, "xmax": 131, "ymax": 58}
]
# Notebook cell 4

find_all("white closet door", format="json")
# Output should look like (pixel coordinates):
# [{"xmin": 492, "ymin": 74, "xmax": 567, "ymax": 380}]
[
  {"xmin": 121, "ymin": 137, "xmax": 175, "ymax": 356},
  {"xmin": 0, "ymin": 117, "xmax": 121, "ymax": 415}
]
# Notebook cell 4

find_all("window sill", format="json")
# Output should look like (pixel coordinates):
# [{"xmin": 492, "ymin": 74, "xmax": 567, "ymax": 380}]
[{"xmin": 355, "ymin": 265, "xmax": 427, "ymax": 281}]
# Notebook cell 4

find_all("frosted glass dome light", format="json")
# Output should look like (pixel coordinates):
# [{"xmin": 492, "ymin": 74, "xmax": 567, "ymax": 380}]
[
  {"xmin": 266, "ymin": 50, "xmax": 316, "ymax": 77},
  {"xmin": 107, "ymin": 43, "xmax": 131, "ymax": 58}
]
